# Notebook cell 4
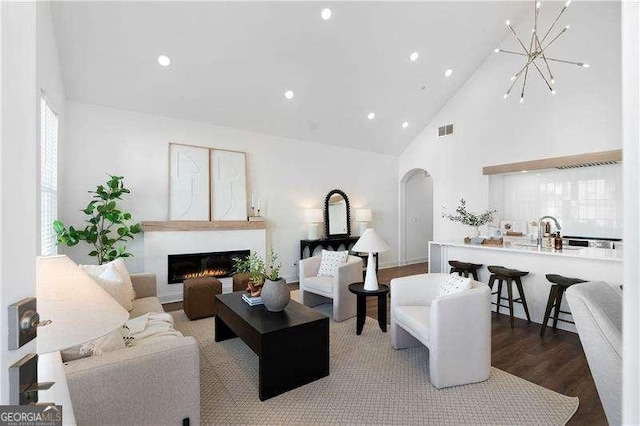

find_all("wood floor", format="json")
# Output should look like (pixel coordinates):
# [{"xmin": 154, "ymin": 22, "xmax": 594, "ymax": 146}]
[{"xmin": 164, "ymin": 262, "xmax": 605, "ymax": 425}]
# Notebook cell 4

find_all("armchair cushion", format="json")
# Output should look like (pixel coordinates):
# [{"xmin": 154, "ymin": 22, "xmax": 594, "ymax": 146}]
[
  {"xmin": 437, "ymin": 273, "xmax": 472, "ymax": 297},
  {"xmin": 317, "ymin": 250, "xmax": 349, "ymax": 277},
  {"xmin": 393, "ymin": 306, "xmax": 431, "ymax": 345},
  {"xmin": 303, "ymin": 276, "xmax": 333, "ymax": 296}
]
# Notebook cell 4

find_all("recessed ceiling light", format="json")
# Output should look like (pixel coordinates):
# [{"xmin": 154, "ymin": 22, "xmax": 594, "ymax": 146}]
[
  {"xmin": 321, "ymin": 8, "xmax": 332, "ymax": 20},
  {"xmin": 401, "ymin": 121, "xmax": 409, "ymax": 129},
  {"xmin": 284, "ymin": 90, "xmax": 294, "ymax": 100},
  {"xmin": 367, "ymin": 112, "xmax": 376, "ymax": 120},
  {"xmin": 444, "ymin": 68, "xmax": 453, "ymax": 77},
  {"xmin": 409, "ymin": 52, "xmax": 420, "ymax": 62},
  {"xmin": 157, "ymin": 55, "xmax": 171, "ymax": 67}
]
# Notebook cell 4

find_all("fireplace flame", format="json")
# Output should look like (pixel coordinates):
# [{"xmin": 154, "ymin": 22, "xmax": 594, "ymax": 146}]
[{"xmin": 181, "ymin": 268, "xmax": 229, "ymax": 280}]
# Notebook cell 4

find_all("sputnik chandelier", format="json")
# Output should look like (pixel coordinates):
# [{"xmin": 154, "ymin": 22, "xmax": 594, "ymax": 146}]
[{"xmin": 495, "ymin": 1, "xmax": 589, "ymax": 103}]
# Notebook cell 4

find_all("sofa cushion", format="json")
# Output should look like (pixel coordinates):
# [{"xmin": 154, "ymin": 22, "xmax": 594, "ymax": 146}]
[
  {"xmin": 394, "ymin": 305, "xmax": 431, "ymax": 344},
  {"xmin": 437, "ymin": 273, "xmax": 472, "ymax": 298},
  {"xmin": 317, "ymin": 250, "xmax": 349, "ymax": 277},
  {"xmin": 303, "ymin": 276, "xmax": 333, "ymax": 297},
  {"xmin": 86, "ymin": 264, "xmax": 133, "ymax": 311},
  {"xmin": 129, "ymin": 297, "xmax": 164, "ymax": 319}
]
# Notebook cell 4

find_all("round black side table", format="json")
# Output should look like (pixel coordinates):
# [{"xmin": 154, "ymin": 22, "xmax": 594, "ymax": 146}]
[{"xmin": 348, "ymin": 283, "xmax": 390, "ymax": 335}]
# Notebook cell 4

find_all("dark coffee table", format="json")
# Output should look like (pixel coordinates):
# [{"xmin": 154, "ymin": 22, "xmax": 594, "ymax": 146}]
[
  {"xmin": 214, "ymin": 292, "xmax": 329, "ymax": 401},
  {"xmin": 348, "ymin": 283, "xmax": 390, "ymax": 335}
]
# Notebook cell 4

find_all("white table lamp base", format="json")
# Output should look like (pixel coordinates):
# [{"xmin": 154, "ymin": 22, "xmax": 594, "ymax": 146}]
[
  {"xmin": 307, "ymin": 223, "xmax": 319, "ymax": 240},
  {"xmin": 363, "ymin": 252, "xmax": 379, "ymax": 291}
]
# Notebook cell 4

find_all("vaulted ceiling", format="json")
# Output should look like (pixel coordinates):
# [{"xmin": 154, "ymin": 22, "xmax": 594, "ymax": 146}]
[{"xmin": 52, "ymin": 1, "xmax": 529, "ymax": 156}]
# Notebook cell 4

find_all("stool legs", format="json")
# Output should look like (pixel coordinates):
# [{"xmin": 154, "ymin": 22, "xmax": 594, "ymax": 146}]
[
  {"xmin": 506, "ymin": 279, "xmax": 515, "ymax": 328},
  {"xmin": 552, "ymin": 287, "xmax": 566, "ymax": 329},
  {"xmin": 496, "ymin": 279, "xmax": 503, "ymax": 316},
  {"xmin": 541, "ymin": 285, "xmax": 558, "ymax": 336},
  {"xmin": 515, "ymin": 277, "xmax": 531, "ymax": 323},
  {"xmin": 471, "ymin": 270, "xmax": 479, "ymax": 281}
]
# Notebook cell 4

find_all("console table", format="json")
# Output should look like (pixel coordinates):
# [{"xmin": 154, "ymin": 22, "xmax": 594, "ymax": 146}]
[{"xmin": 300, "ymin": 237, "xmax": 378, "ymax": 273}]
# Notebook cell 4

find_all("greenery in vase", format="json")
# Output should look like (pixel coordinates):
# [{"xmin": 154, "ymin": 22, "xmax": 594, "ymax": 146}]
[
  {"xmin": 442, "ymin": 199, "xmax": 497, "ymax": 227},
  {"xmin": 53, "ymin": 175, "xmax": 141, "ymax": 264},
  {"xmin": 232, "ymin": 247, "xmax": 282, "ymax": 283}
]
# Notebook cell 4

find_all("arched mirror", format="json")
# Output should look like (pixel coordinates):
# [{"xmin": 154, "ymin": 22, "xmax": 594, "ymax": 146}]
[{"xmin": 324, "ymin": 189, "xmax": 350, "ymax": 238}]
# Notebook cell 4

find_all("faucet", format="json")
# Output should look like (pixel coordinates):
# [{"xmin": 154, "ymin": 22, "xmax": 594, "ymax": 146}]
[{"xmin": 537, "ymin": 215, "xmax": 561, "ymax": 248}]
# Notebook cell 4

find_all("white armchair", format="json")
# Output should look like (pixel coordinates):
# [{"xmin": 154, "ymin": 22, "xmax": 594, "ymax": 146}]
[
  {"xmin": 391, "ymin": 273, "xmax": 491, "ymax": 389},
  {"xmin": 299, "ymin": 255, "xmax": 363, "ymax": 322}
]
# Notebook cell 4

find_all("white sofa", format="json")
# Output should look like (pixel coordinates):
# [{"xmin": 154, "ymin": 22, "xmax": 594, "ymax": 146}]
[
  {"xmin": 391, "ymin": 273, "xmax": 491, "ymax": 389},
  {"xmin": 566, "ymin": 281, "xmax": 622, "ymax": 426},
  {"xmin": 299, "ymin": 255, "xmax": 363, "ymax": 322},
  {"xmin": 63, "ymin": 273, "xmax": 201, "ymax": 426}
]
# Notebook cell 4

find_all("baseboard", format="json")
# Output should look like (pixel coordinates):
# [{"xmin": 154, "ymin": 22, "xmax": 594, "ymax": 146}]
[{"xmin": 159, "ymin": 292, "xmax": 184, "ymax": 304}]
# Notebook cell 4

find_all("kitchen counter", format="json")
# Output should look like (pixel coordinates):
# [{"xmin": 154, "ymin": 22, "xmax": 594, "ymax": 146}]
[
  {"xmin": 432, "ymin": 240, "xmax": 623, "ymax": 262},
  {"xmin": 428, "ymin": 241, "xmax": 623, "ymax": 333}
]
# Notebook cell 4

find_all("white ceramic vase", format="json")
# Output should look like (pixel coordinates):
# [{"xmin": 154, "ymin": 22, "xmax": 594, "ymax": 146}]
[{"xmin": 261, "ymin": 278, "xmax": 290, "ymax": 312}]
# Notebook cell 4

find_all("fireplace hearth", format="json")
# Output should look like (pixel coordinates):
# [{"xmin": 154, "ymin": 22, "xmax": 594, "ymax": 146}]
[{"xmin": 168, "ymin": 250, "xmax": 250, "ymax": 284}]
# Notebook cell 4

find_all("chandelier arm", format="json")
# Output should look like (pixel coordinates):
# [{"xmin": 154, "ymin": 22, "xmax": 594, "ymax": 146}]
[
  {"xmin": 531, "ymin": 60, "xmax": 554, "ymax": 91},
  {"xmin": 535, "ymin": 32, "xmax": 555, "ymax": 82},
  {"xmin": 541, "ymin": 27, "xmax": 568, "ymax": 52},
  {"xmin": 521, "ymin": 62, "xmax": 531, "ymax": 100},
  {"xmin": 497, "ymin": 49, "xmax": 528, "ymax": 57},
  {"xmin": 508, "ymin": 24, "xmax": 532, "ymax": 55},
  {"xmin": 543, "ymin": 56, "xmax": 587, "ymax": 66},
  {"xmin": 505, "ymin": 68, "xmax": 525, "ymax": 97},
  {"xmin": 540, "ymin": 5, "xmax": 568, "ymax": 46}
]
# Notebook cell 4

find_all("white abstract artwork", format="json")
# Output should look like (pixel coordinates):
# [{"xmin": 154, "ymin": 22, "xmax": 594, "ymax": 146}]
[
  {"xmin": 169, "ymin": 144, "xmax": 210, "ymax": 220},
  {"xmin": 211, "ymin": 150, "xmax": 247, "ymax": 220}
]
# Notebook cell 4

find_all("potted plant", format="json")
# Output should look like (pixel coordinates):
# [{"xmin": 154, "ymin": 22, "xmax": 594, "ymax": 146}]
[
  {"xmin": 233, "ymin": 253, "xmax": 264, "ymax": 296},
  {"xmin": 53, "ymin": 175, "xmax": 141, "ymax": 263},
  {"xmin": 442, "ymin": 199, "xmax": 497, "ymax": 238},
  {"xmin": 260, "ymin": 248, "xmax": 289, "ymax": 312}
]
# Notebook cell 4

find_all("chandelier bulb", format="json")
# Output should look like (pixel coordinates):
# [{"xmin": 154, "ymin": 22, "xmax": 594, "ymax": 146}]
[
  {"xmin": 503, "ymin": 93, "xmax": 509, "ymax": 100},
  {"xmin": 565, "ymin": 0, "xmax": 572, "ymax": 7},
  {"xmin": 510, "ymin": 75, "xmax": 517, "ymax": 81},
  {"xmin": 494, "ymin": 48, "xmax": 500, "ymax": 53},
  {"xmin": 536, "ymin": 1, "xmax": 541, "ymax": 8},
  {"xmin": 551, "ymin": 78, "xmax": 555, "ymax": 84},
  {"xmin": 565, "ymin": 25, "xmax": 570, "ymax": 30},
  {"xmin": 506, "ymin": 20, "xmax": 511, "ymax": 26},
  {"xmin": 519, "ymin": 97, "xmax": 524, "ymax": 103},
  {"xmin": 551, "ymin": 89, "xmax": 556, "ymax": 95},
  {"xmin": 582, "ymin": 63, "xmax": 591, "ymax": 68}
]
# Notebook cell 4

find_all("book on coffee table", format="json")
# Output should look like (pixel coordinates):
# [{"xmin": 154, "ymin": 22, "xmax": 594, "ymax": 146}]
[{"xmin": 242, "ymin": 294, "xmax": 264, "ymax": 306}]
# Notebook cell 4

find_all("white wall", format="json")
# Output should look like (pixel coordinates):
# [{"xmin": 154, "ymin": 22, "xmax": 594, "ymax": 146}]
[
  {"xmin": 622, "ymin": 0, "xmax": 640, "ymax": 423},
  {"xmin": 0, "ymin": 2, "xmax": 37, "ymax": 403},
  {"xmin": 60, "ymin": 102, "xmax": 399, "ymax": 282},
  {"xmin": 399, "ymin": 2, "xmax": 621, "ymax": 242},
  {"xmin": 404, "ymin": 170, "xmax": 432, "ymax": 263}
]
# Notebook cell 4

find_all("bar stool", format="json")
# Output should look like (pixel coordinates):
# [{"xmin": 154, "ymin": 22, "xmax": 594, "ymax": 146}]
[
  {"xmin": 540, "ymin": 274, "xmax": 587, "ymax": 336},
  {"xmin": 487, "ymin": 265, "xmax": 531, "ymax": 328},
  {"xmin": 448, "ymin": 260, "xmax": 483, "ymax": 280}
]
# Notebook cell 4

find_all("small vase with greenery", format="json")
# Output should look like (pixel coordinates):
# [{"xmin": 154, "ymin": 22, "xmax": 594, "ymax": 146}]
[
  {"xmin": 261, "ymin": 248, "xmax": 289, "ymax": 312},
  {"xmin": 53, "ymin": 175, "xmax": 141, "ymax": 264},
  {"xmin": 442, "ymin": 199, "xmax": 497, "ymax": 238}
]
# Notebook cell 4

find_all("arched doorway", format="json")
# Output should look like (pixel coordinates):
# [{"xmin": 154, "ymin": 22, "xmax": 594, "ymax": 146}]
[{"xmin": 399, "ymin": 168, "xmax": 433, "ymax": 266}]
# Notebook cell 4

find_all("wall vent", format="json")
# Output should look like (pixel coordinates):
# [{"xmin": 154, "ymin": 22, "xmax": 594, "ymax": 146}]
[
  {"xmin": 556, "ymin": 160, "xmax": 619, "ymax": 169},
  {"xmin": 438, "ymin": 124, "xmax": 454, "ymax": 137}
]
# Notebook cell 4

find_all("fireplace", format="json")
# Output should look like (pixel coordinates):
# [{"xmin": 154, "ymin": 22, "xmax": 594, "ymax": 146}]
[{"xmin": 167, "ymin": 250, "xmax": 250, "ymax": 284}]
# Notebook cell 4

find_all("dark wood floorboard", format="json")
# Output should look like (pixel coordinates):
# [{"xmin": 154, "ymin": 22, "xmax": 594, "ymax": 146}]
[{"xmin": 164, "ymin": 262, "xmax": 605, "ymax": 425}]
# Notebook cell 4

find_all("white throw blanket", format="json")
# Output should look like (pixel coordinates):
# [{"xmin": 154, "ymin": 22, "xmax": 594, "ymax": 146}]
[{"xmin": 123, "ymin": 313, "xmax": 184, "ymax": 347}]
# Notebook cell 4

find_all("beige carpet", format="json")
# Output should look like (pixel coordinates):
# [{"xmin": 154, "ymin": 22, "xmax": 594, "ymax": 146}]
[{"xmin": 172, "ymin": 305, "xmax": 578, "ymax": 425}]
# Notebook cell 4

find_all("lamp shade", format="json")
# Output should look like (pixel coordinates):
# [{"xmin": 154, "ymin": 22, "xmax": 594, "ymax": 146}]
[
  {"xmin": 352, "ymin": 228, "xmax": 390, "ymax": 254},
  {"xmin": 355, "ymin": 209, "xmax": 373, "ymax": 222},
  {"xmin": 36, "ymin": 255, "xmax": 129, "ymax": 354},
  {"xmin": 304, "ymin": 209, "xmax": 323, "ymax": 223}
]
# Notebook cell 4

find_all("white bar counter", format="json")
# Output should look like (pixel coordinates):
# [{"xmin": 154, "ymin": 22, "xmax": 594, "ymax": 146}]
[{"xmin": 429, "ymin": 241, "xmax": 623, "ymax": 333}]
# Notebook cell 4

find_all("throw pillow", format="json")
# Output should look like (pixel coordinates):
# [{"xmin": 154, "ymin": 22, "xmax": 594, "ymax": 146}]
[
  {"xmin": 437, "ymin": 273, "xmax": 473, "ymax": 297},
  {"xmin": 80, "ymin": 258, "xmax": 136, "ymax": 302},
  {"xmin": 317, "ymin": 250, "xmax": 349, "ymax": 277},
  {"xmin": 61, "ymin": 327, "xmax": 126, "ymax": 362},
  {"xmin": 93, "ymin": 264, "xmax": 134, "ymax": 311}
]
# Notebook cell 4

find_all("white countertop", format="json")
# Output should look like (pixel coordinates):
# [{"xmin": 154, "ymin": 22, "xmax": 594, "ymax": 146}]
[{"xmin": 432, "ymin": 240, "xmax": 623, "ymax": 262}]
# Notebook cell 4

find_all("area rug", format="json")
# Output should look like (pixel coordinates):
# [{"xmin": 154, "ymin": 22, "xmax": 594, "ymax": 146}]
[{"xmin": 172, "ymin": 305, "xmax": 578, "ymax": 425}]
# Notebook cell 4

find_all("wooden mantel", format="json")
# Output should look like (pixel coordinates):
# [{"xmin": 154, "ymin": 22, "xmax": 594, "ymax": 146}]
[{"xmin": 141, "ymin": 220, "xmax": 266, "ymax": 232}]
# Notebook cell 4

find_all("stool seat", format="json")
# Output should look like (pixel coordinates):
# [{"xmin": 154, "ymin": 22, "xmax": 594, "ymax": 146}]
[
  {"xmin": 449, "ymin": 260, "xmax": 483, "ymax": 280},
  {"xmin": 184, "ymin": 277, "xmax": 222, "ymax": 320},
  {"xmin": 488, "ymin": 266, "xmax": 529, "ymax": 278},
  {"xmin": 487, "ymin": 265, "xmax": 531, "ymax": 328},
  {"xmin": 545, "ymin": 274, "xmax": 587, "ymax": 287},
  {"xmin": 448, "ymin": 261, "xmax": 482, "ymax": 270},
  {"xmin": 540, "ymin": 274, "xmax": 586, "ymax": 336}
]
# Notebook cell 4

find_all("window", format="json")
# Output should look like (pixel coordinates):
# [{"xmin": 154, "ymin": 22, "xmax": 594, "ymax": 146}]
[{"xmin": 40, "ymin": 97, "xmax": 58, "ymax": 255}]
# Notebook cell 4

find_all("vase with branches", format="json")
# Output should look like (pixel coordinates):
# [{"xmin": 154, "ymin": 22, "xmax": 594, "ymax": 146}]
[
  {"xmin": 442, "ymin": 199, "xmax": 497, "ymax": 237},
  {"xmin": 53, "ymin": 175, "xmax": 141, "ymax": 264}
]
